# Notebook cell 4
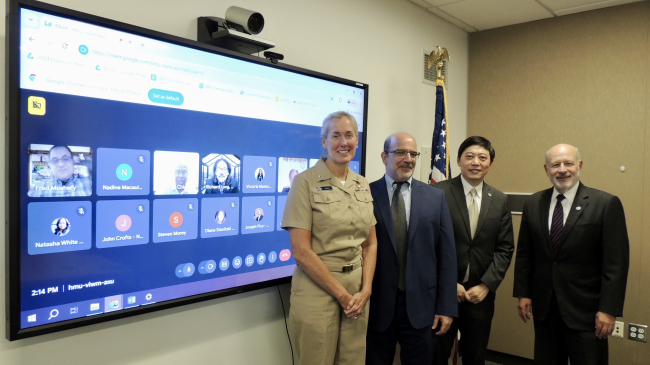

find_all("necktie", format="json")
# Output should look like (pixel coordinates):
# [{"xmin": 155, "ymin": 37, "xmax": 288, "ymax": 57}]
[
  {"xmin": 469, "ymin": 188, "xmax": 479, "ymax": 239},
  {"xmin": 463, "ymin": 188, "xmax": 479, "ymax": 283},
  {"xmin": 392, "ymin": 182, "xmax": 408, "ymax": 291},
  {"xmin": 550, "ymin": 194, "xmax": 565, "ymax": 251}
]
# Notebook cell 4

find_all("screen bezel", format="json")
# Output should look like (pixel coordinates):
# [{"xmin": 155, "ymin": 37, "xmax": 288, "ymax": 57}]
[{"xmin": 5, "ymin": 0, "xmax": 369, "ymax": 341}]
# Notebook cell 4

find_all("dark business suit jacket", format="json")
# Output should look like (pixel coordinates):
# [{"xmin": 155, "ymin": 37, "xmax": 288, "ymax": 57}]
[
  {"xmin": 513, "ymin": 183, "xmax": 630, "ymax": 330},
  {"xmin": 368, "ymin": 177, "xmax": 457, "ymax": 331},
  {"xmin": 434, "ymin": 176, "xmax": 514, "ymax": 292}
]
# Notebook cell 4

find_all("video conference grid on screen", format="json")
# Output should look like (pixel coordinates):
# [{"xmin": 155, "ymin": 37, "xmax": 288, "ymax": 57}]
[{"xmin": 15, "ymin": 6, "xmax": 366, "ymax": 334}]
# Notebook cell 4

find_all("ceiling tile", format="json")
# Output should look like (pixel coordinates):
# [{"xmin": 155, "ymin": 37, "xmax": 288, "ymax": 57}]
[
  {"xmin": 439, "ymin": 0, "xmax": 553, "ymax": 30},
  {"xmin": 553, "ymin": 0, "xmax": 645, "ymax": 16},
  {"xmin": 538, "ymin": 0, "xmax": 613, "ymax": 10},
  {"xmin": 427, "ymin": 7, "xmax": 476, "ymax": 29}
]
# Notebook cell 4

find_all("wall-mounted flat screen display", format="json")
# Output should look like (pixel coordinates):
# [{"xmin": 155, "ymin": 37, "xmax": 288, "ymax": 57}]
[{"xmin": 6, "ymin": 0, "xmax": 368, "ymax": 340}]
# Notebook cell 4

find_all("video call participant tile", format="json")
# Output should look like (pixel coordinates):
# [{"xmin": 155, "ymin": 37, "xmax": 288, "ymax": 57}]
[
  {"xmin": 242, "ymin": 156, "xmax": 276, "ymax": 193},
  {"xmin": 27, "ymin": 144, "xmax": 93, "ymax": 197},
  {"xmin": 152, "ymin": 198, "xmax": 198, "ymax": 243},
  {"xmin": 96, "ymin": 200, "xmax": 150, "ymax": 248},
  {"xmin": 276, "ymin": 195, "xmax": 287, "ymax": 231},
  {"xmin": 201, "ymin": 154, "xmax": 240, "ymax": 194},
  {"xmin": 278, "ymin": 157, "xmax": 308, "ymax": 193},
  {"xmin": 96, "ymin": 148, "xmax": 151, "ymax": 196},
  {"xmin": 201, "ymin": 197, "xmax": 239, "ymax": 238},
  {"xmin": 153, "ymin": 151, "xmax": 199, "ymax": 195},
  {"xmin": 241, "ymin": 196, "xmax": 275, "ymax": 234},
  {"xmin": 27, "ymin": 201, "xmax": 92, "ymax": 255}
]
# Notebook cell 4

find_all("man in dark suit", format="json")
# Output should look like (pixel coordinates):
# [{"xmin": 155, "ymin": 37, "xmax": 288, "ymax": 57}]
[
  {"xmin": 366, "ymin": 132, "xmax": 457, "ymax": 365},
  {"xmin": 513, "ymin": 144, "xmax": 629, "ymax": 365},
  {"xmin": 433, "ymin": 136, "xmax": 515, "ymax": 365}
]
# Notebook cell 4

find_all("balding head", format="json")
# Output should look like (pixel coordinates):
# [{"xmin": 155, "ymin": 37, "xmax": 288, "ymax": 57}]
[
  {"xmin": 544, "ymin": 144, "xmax": 583, "ymax": 194},
  {"xmin": 382, "ymin": 132, "xmax": 418, "ymax": 182}
]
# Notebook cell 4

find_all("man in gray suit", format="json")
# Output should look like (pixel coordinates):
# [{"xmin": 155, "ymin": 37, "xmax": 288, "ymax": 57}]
[{"xmin": 433, "ymin": 136, "xmax": 515, "ymax": 365}]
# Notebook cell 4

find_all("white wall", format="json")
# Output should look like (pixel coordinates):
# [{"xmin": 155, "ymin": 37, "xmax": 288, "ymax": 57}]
[{"xmin": 1, "ymin": 0, "xmax": 468, "ymax": 363}]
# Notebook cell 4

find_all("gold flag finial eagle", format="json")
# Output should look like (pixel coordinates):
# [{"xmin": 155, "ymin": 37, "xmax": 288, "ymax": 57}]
[{"xmin": 427, "ymin": 46, "xmax": 450, "ymax": 81}]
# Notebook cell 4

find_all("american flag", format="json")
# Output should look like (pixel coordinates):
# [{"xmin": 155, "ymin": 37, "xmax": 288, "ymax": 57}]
[{"xmin": 430, "ymin": 85, "xmax": 450, "ymax": 183}]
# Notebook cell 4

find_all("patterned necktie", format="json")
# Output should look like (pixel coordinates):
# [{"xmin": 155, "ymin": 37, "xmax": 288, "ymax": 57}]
[
  {"xmin": 392, "ymin": 182, "xmax": 408, "ymax": 291},
  {"xmin": 550, "ymin": 194, "xmax": 566, "ymax": 251},
  {"xmin": 469, "ymin": 188, "xmax": 479, "ymax": 239}
]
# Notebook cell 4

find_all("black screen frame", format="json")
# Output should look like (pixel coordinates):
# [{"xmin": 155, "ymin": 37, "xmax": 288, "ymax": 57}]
[{"xmin": 5, "ymin": 0, "xmax": 369, "ymax": 341}]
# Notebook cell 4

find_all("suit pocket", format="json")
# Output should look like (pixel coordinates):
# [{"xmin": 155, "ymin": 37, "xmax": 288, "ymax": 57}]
[{"xmin": 574, "ymin": 222, "xmax": 599, "ymax": 231}]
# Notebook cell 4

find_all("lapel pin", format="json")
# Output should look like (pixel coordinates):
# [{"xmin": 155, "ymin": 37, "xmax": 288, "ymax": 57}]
[
  {"xmin": 318, "ymin": 175, "xmax": 324, "ymax": 179},
  {"xmin": 576, "ymin": 206, "xmax": 582, "ymax": 211},
  {"xmin": 488, "ymin": 193, "xmax": 492, "ymax": 197}
]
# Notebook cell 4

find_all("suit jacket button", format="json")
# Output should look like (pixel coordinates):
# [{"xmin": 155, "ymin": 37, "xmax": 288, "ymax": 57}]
[{"xmin": 553, "ymin": 262, "xmax": 557, "ymax": 266}]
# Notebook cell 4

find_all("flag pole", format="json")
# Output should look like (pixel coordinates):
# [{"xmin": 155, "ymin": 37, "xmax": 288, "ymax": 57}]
[{"xmin": 428, "ymin": 46, "xmax": 451, "ymax": 183}]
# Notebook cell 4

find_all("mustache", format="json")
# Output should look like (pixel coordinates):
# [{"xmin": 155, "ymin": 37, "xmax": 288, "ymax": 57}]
[{"xmin": 399, "ymin": 163, "xmax": 413, "ymax": 168}]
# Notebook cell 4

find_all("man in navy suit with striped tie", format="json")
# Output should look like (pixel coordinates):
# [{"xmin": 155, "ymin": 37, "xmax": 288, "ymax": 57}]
[{"xmin": 513, "ymin": 144, "xmax": 629, "ymax": 365}]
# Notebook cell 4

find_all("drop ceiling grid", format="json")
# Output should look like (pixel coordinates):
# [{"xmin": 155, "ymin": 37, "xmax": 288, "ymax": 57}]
[{"xmin": 409, "ymin": 0, "xmax": 647, "ymax": 31}]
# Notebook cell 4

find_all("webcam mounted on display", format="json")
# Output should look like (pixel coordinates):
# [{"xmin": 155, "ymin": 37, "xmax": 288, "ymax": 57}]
[{"xmin": 198, "ymin": 6, "xmax": 275, "ymax": 55}]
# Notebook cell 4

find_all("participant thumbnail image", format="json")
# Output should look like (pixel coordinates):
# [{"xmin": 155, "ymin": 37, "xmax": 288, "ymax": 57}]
[
  {"xmin": 96, "ymin": 200, "xmax": 150, "ymax": 248},
  {"xmin": 152, "ymin": 198, "xmax": 198, "ymax": 243},
  {"xmin": 96, "ymin": 148, "xmax": 151, "ymax": 196},
  {"xmin": 277, "ymin": 157, "xmax": 308, "ymax": 193},
  {"xmin": 241, "ymin": 196, "xmax": 275, "ymax": 234},
  {"xmin": 27, "ymin": 144, "xmax": 92, "ymax": 197},
  {"xmin": 153, "ymin": 151, "xmax": 199, "ymax": 195},
  {"xmin": 201, "ymin": 197, "xmax": 239, "ymax": 238},
  {"xmin": 201, "ymin": 154, "xmax": 240, "ymax": 194},
  {"xmin": 27, "ymin": 201, "xmax": 92, "ymax": 255},
  {"xmin": 241, "ymin": 156, "xmax": 277, "ymax": 193}
]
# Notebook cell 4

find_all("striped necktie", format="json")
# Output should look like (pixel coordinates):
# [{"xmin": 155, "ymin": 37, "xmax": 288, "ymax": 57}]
[{"xmin": 550, "ymin": 194, "xmax": 565, "ymax": 251}]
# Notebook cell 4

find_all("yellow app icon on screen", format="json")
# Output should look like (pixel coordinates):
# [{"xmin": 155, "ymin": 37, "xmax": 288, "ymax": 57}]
[{"xmin": 28, "ymin": 96, "xmax": 46, "ymax": 115}]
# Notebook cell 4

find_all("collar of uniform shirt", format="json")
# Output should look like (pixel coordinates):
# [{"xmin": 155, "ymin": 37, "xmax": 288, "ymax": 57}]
[
  {"xmin": 548, "ymin": 181, "xmax": 580, "ymax": 229},
  {"xmin": 460, "ymin": 174, "xmax": 484, "ymax": 210}
]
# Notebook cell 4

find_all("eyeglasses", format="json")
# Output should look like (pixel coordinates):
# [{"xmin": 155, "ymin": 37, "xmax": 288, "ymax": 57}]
[
  {"xmin": 385, "ymin": 149, "xmax": 421, "ymax": 159},
  {"xmin": 49, "ymin": 156, "xmax": 73, "ymax": 165}
]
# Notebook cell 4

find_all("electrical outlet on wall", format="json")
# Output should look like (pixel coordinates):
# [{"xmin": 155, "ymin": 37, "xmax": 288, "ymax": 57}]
[
  {"xmin": 613, "ymin": 321, "xmax": 624, "ymax": 339},
  {"xmin": 628, "ymin": 323, "xmax": 648, "ymax": 343}
]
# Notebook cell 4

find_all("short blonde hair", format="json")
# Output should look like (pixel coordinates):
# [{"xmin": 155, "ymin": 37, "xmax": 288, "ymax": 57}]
[{"xmin": 321, "ymin": 111, "xmax": 359, "ymax": 139}]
